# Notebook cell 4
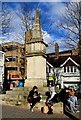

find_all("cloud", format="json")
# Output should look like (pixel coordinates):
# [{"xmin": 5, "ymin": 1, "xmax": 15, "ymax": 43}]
[
  {"xmin": 1, "ymin": 2, "xmax": 78, "ymax": 53},
  {"xmin": 42, "ymin": 30, "xmax": 54, "ymax": 44}
]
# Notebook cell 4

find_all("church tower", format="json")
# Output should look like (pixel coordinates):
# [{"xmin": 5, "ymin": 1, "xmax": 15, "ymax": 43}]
[{"xmin": 24, "ymin": 9, "xmax": 48, "ymax": 87}]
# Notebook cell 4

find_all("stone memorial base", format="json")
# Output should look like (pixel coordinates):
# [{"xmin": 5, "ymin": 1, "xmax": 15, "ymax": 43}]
[{"xmin": 24, "ymin": 78, "xmax": 47, "ymax": 88}]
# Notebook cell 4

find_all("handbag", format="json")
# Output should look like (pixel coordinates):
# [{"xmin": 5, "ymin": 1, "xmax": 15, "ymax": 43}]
[
  {"xmin": 41, "ymin": 105, "xmax": 48, "ymax": 113},
  {"xmin": 27, "ymin": 97, "xmax": 33, "ymax": 103}
]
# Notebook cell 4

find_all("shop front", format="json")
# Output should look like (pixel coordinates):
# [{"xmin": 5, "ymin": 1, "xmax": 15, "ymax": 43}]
[{"xmin": 4, "ymin": 71, "xmax": 24, "ymax": 90}]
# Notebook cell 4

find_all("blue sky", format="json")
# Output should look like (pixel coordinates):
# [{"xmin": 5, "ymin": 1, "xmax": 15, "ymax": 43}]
[{"xmin": 1, "ymin": 1, "xmax": 80, "ymax": 53}]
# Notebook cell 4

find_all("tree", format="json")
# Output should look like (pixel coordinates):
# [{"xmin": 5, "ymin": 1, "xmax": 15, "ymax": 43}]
[
  {"xmin": 78, "ymin": 1, "xmax": 81, "ymax": 55},
  {"xmin": 1, "ymin": 3, "xmax": 12, "ymax": 37},
  {"xmin": 56, "ymin": 2, "xmax": 81, "ymax": 49},
  {"xmin": 15, "ymin": 3, "xmax": 35, "ymax": 32}
]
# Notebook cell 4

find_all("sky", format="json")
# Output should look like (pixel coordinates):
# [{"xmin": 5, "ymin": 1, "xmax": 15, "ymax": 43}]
[
  {"xmin": 1, "ymin": 0, "xmax": 81, "ymax": 2},
  {"xmin": 1, "ymin": 1, "xmax": 80, "ymax": 53}
]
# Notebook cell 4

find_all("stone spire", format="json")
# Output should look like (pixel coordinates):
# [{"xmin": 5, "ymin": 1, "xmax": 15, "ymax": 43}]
[
  {"xmin": 35, "ymin": 8, "xmax": 40, "ymax": 25},
  {"xmin": 32, "ymin": 8, "xmax": 42, "ymax": 40}
]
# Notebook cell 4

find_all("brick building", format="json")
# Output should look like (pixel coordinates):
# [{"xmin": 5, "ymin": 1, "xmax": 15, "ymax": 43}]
[{"xmin": 1, "ymin": 42, "xmax": 25, "ymax": 90}]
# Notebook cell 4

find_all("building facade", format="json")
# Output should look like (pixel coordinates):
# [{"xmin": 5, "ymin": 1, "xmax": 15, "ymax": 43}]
[
  {"xmin": 47, "ymin": 45, "xmax": 80, "ymax": 88},
  {"xmin": 0, "ymin": 51, "xmax": 4, "ymax": 89},
  {"xmin": 1, "ymin": 42, "xmax": 25, "ymax": 89}
]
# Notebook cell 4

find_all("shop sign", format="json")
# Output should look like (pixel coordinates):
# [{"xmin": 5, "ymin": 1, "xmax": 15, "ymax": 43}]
[{"xmin": 12, "ymin": 75, "xmax": 19, "ymax": 78}]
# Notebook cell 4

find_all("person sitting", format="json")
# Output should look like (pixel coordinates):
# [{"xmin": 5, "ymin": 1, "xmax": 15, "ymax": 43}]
[
  {"xmin": 42, "ymin": 91, "xmax": 53, "ymax": 114},
  {"xmin": 27, "ymin": 86, "xmax": 41, "ymax": 112},
  {"xmin": 59, "ymin": 87, "xmax": 79, "ymax": 113},
  {"xmin": 48, "ymin": 83, "xmax": 57, "ymax": 102},
  {"xmin": 68, "ymin": 86, "xmax": 79, "ymax": 107}
]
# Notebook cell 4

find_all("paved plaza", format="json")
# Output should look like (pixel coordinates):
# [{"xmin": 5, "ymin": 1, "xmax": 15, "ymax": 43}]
[{"xmin": 1, "ymin": 105, "xmax": 71, "ymax": 119}]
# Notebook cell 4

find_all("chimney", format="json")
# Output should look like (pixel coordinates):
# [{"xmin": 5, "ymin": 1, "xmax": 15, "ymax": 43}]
[{"xmin": 55, "ymin": 43, "xmax": 59, "ymax": 58}]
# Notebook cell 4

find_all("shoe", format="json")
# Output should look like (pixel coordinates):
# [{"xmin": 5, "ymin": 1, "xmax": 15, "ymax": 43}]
[
  {"xmin": 30, "ymin": 103, "xmax": 32, "ymax": 105},
  {"xmin": 75, "ymin": 104, "xmax": 79, "ymax": 107},
  {"xmin": 31, "ymin": 109, "xmax": 34, "ymax": 112},
  {"xmin": 30, "ymin": 108, "xmax": 34, "ymax": 112},
  {"xmin": 76, "ymin": 110, "xmax": 80, "ymax": 113},
  {"xmin": 74, "ymin": 110, "xmax": 80, "ymax": 113}
]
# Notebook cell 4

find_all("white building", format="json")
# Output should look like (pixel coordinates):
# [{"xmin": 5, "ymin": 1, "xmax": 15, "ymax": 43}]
[
  {"xmin": 54, "ymin": 56, "xmax": 80, "ymax": 88},
  {"xmin": 0, "ymin": 51, "xmax": 4, "ymax": 89}
]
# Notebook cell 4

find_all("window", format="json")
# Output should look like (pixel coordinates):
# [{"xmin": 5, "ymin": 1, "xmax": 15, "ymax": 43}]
[
  {"xmin": 4, "ymin": 45, "xmax": 18, "ymax": 51},
  {"xmin": 11, "ymin": 45, "xmax": 17, "ymax": 50},
  {"xmin": 49, "ymin": 67, "xmax": 51, "ymax": 73},
  {"xmin": 0, "ymin": 66, "xmax": 3, "ymax": 73},
  {"xmin": 64, "ymin": 67, "xmax": 66, "ymax": 72},
  {"xmin": 74, "ymin": 66, "xmax": 76, "ymax": 72},
  {"xmin": 20, "ymin": 48, "xmax": 24, "ymax": 53},
  {"xmin": 67, "ymin": 66, "xmax": 69, "ymax": 72},
  {"xmin": 0, "ymin": 53, "xmax": 3, "ymax": 60},
  {"xmin": 5, "ymin": 57, "xmax": 17, "ymax": 62},
  {"xmin": 64, "ymin": 66, "xmax": 77, "ymax": 73},
  {"xmin": 6, "ymin": 67, "xmax": 17, "ymax": 70},
  {"xmin": 71, "ymin": 66, "xmax": 73, "ymax": 72}
]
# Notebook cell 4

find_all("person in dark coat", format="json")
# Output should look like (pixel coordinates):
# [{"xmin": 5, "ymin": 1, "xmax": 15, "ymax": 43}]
[
  {"xmin": 59, "ymin": 87, "xmax": 70, "ymax": 104},
  {"xmin": 27, "ymin": 86, "xmax": 41, "ymax": 112},
  {"xmin": 59, "ymin": 87, "xmax": 79, "ymax": 113}
]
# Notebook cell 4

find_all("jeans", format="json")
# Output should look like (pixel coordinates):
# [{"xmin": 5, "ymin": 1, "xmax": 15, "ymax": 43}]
[
  {"xmin": 67, "ymin": 99, "xmax": 77, "ymax": 112},
  {"xmin": 69, "ymin": 96, "xmax": 78, "ymax": 106}
]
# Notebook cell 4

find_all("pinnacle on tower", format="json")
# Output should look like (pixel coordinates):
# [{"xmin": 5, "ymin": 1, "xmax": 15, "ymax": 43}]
[
  {"xmin": 33, "ymin": 8, "xmax": 41, "ymax": 31},
  {"xmin": 32, "ymin": 8, "xmax": 42, "ymax": 40},
  {"xmin": 55, "ymin": 43, "xmax": 59, "ymax": 58},
  {"xmin": 35, "ymin": 8, "xmax": 40, "ymax": 24}
]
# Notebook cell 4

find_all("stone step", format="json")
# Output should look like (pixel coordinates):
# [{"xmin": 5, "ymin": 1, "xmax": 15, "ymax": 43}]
[
  {"xmin": 2, "ymin": 87, "xmax": 48, "ymax": 106},
  {"xmin": 12, "ymin": 87, "xmax": 48, "ymax": 93},
  {"xmin": 12, "ymin": 87, "xmax": 28, "ymax": 91},
  {"xmin": 6, "ymin": 89, "xmax": 47, "ymax": 97},
  {"xmin": 6, "ymin": 90, "xmax": 27, "ymax": 95},
  {"xmin": 2, "ymin": 94, "xmax": 46, "ymax": 101}
]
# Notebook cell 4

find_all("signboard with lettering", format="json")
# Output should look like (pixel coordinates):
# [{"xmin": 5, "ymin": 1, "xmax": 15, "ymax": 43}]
[{"xmin": 12, "ymin": 75, "xmax": 19, "ymax": 78}]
